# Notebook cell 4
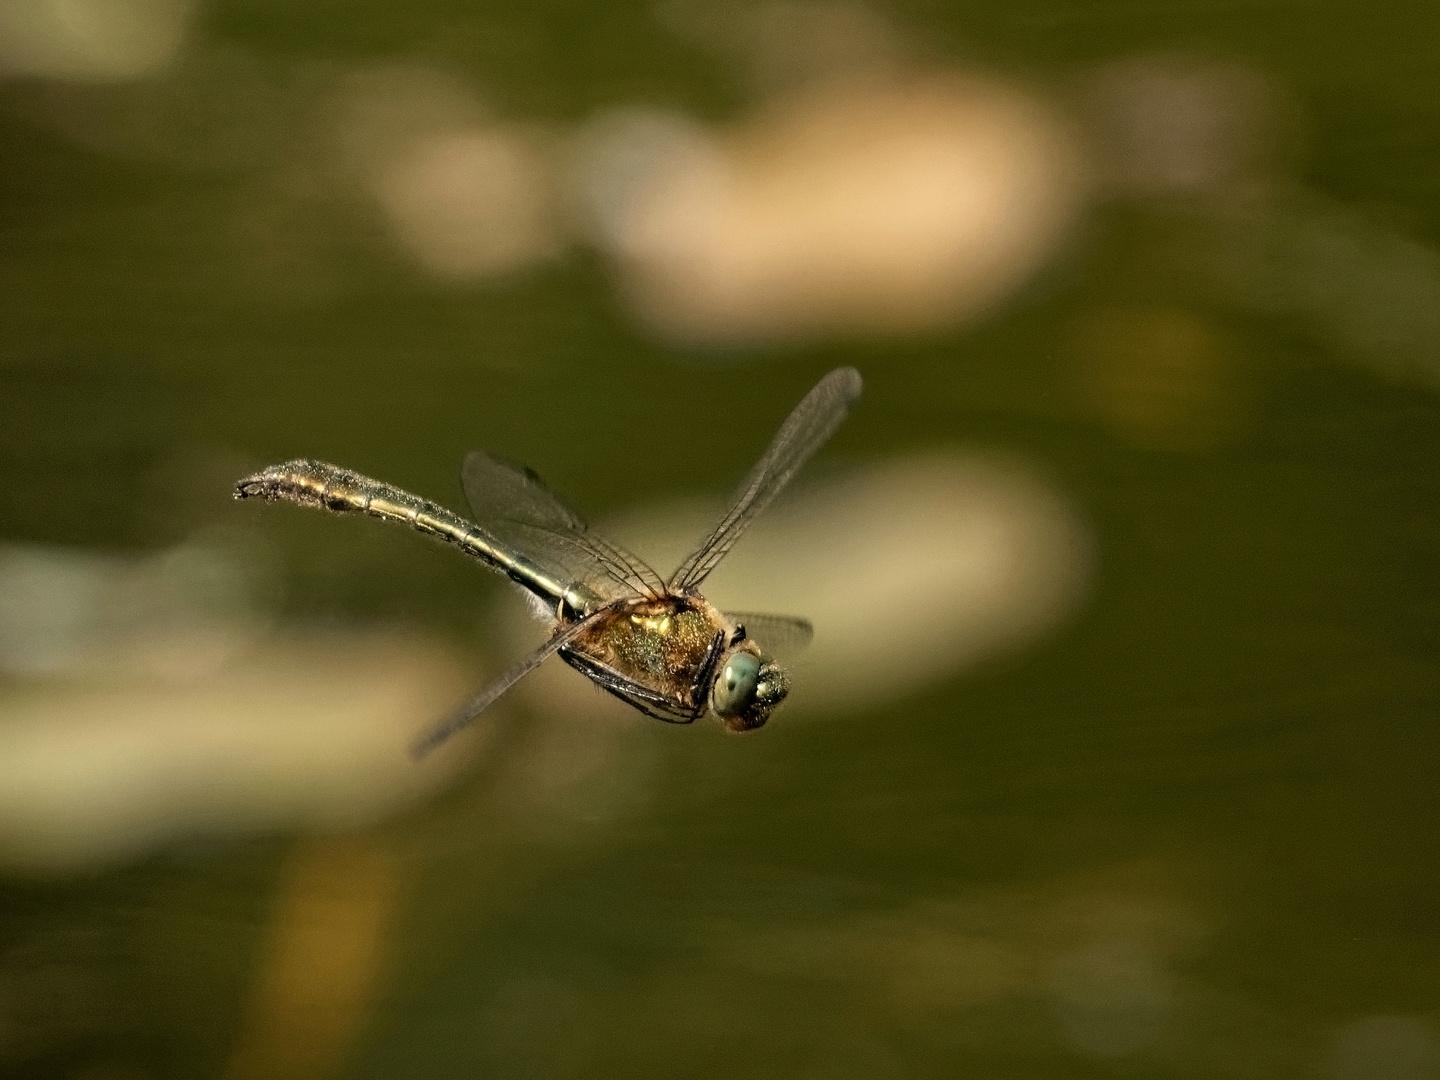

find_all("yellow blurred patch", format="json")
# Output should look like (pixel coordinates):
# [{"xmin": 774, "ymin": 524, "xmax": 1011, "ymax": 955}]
[
  {"xmin": 1069, "ymin": 304, "xmax": 1248, "ymax": 449},
  {"xmin": 225, "ymin": 834, "xmax": 401, "ymax": 1080}
]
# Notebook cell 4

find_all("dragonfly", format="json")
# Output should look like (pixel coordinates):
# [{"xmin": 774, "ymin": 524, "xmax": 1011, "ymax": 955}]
[{"xmin": 235, "ymin": 367, "xmax": 862, "ymax": 758}]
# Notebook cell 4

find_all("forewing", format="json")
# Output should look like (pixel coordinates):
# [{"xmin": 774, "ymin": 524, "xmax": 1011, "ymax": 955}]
[
  {"xmin": 668, "ymin": 367, "xmax": 863, "ymax": 592},
  {"xmin": 462, "ymin": 449, "xmax": 587, "ymax": 531},
  {"xmin": 727, "ymin": 613, "xmax": 814, "ymax": 658},
  {"xmin": 463, "ymin": 451, "xmax": 665, "ymax": 602},
  {"xmin": 410, "ymin": 613, "xmax": 602, "ymax": 758}
]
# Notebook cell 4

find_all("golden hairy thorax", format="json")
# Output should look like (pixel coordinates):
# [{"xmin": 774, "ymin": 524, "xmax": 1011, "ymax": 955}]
[{"xmin": 564, "ymin": 597, "xmax": 727, "ymax": 712}]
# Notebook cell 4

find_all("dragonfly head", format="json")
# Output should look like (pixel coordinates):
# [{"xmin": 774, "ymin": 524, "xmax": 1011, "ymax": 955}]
[{"xmin": 711, "ymin": 647, "xmax": 790, "ymax": 732}]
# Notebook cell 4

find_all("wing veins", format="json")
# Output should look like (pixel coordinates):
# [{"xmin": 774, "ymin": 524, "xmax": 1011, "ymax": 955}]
[
  {"xmin": 669, "ymin": 368, "xmax": 862, "ymax": 592},
  {"xmin": 726, "ymin": 612, "xmax": 814, "ymax": 657},
  {"xmin": 410, "ymin": 612, "xmax": 606, "ymax": 758},
  {"xmin": 463, "ymin": 451, "xmax": 664, "ymax": 605},
  {"xmin": 573, "ymin": 531, "xmax": 667, "ymax": 599}
]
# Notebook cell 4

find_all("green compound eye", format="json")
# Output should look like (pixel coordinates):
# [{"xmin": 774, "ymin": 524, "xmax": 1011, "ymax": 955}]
[{"xmin": 713, "ymin": 652, "xmax": 761, "ymax": 717}]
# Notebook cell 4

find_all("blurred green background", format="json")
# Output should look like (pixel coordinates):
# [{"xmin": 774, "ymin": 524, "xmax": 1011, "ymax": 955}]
[{"xmin": 2, "ymin": 0, "xmax": 1439, "ymax": 1078}]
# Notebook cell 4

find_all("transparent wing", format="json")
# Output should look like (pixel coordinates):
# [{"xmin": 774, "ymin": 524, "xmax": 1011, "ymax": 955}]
[
  {"xmin": 463, "ymin": 451, "xmax": 666, "ymax": 604},
  {"xmin": 669, "ymin": 367, "xmax": 863, "ymax": 592},
  {"xmin": 410, "ymin": 613, "xmax": 603, "ymax": 758},
  {"xmin": 727, "ymin": 613, "xmax": 813, "ymax": 659}
]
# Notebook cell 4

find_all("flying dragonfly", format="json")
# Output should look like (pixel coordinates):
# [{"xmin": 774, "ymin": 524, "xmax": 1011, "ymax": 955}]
[{"xmin": 235, "ymin": 367, "xmax": 863, "ymax": 758}]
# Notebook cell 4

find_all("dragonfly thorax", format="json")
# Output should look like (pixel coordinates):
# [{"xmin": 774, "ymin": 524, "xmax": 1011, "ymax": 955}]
[{"xmin": 558, "ymin": 594, "xmax": 789, "ymax": 731}]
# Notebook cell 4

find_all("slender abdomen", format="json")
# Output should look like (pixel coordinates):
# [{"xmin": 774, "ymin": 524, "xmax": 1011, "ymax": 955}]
[{"xmin": 234, "ymin": 459, "xmax": 573, "ymax": 607}]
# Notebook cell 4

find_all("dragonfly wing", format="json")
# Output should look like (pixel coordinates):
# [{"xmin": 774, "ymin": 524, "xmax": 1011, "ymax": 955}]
[
  {"xmin": 462, "ymin": 451, "xmax": 667, "ymax": 605},
  {"xmin": 726, "ymin": 612, "xmax": 814, "ymax": 658},
  {"xmin": 410, "ymin": 613, "xmax": 604, "ymax": 758},
  {"xmin": 462, "ymin": 448, "xmax": 587, "ymax": 531},
  {"xmin": 668, "ymin": 367, "xmax": 863, "ymax": 592}
]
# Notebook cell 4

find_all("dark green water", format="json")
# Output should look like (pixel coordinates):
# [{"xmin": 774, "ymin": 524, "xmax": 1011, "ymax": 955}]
[{"xmin": 2, "ymin": 1, "xmax": 1439, "ymax": 1078}]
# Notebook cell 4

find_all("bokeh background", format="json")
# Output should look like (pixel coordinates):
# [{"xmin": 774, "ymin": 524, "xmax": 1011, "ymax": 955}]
[{"xmin": 2, "ymin": 0, "xmax": 1439, "ymax": 1077}]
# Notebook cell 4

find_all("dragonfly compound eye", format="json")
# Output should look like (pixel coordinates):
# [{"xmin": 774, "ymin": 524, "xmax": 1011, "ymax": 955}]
[
  {"xmin": 714, "ymin": 656, "xmax": 790, "ymax": 731},
  {"xmin": 713, "ymin": 651, "xmax": 761, "ymax": 718}
]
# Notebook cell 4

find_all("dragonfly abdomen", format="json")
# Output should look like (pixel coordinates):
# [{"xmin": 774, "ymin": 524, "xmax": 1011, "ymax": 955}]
[
  {"xmin": 234, "ymin": 459, "xmax": 580, "ymax": 609},
  {"xmin": 236, "ymin": 459, "xmax": 470, "ymax": 536}
]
